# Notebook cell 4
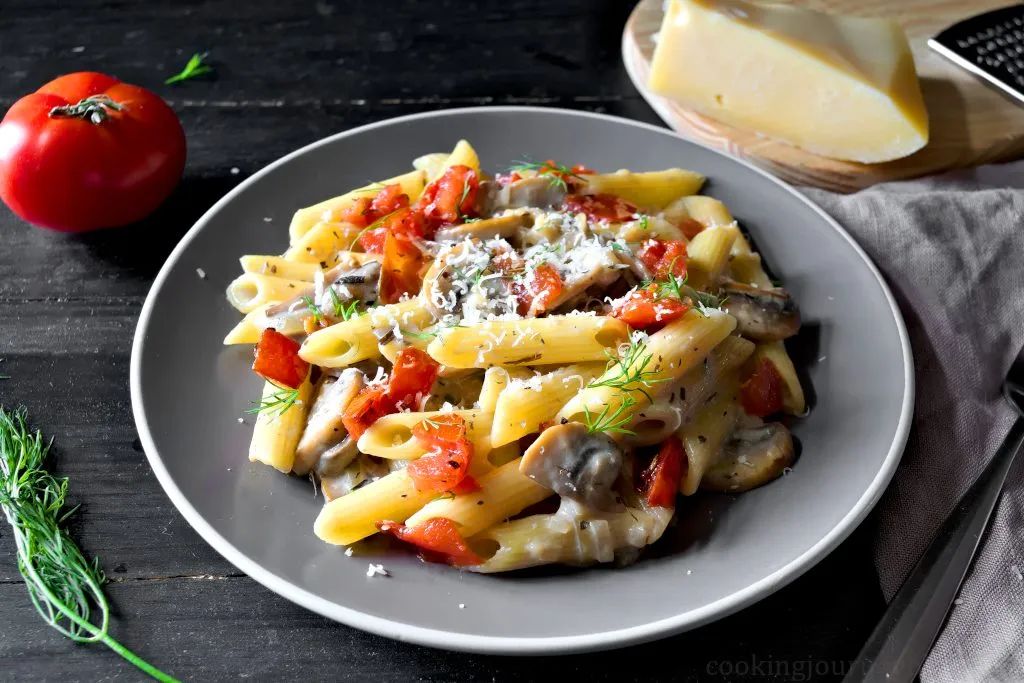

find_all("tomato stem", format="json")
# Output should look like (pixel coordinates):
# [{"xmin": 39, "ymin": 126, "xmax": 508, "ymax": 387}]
[{"xmin": 49, "ymin": 95, "xmax": 124, "ymax": 124}]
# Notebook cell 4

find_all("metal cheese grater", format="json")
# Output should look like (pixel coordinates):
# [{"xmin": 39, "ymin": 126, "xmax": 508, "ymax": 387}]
[{"xmin": 928, "ymin": 4, "xmax": 1024, "ymax": 105}]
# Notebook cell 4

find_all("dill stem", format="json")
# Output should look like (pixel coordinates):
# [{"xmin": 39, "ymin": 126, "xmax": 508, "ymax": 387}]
[{"xmin": 100, "ymin": 632, "xmax": 180, "ymax": 683}]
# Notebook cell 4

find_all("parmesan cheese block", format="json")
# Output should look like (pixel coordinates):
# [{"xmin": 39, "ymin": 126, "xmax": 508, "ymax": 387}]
[{"xmin": 648, "ymin": 0, "xmax": 929, "ymax": 163}]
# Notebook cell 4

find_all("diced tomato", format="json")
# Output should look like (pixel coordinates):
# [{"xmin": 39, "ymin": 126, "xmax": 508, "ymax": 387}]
[
  {"xmin": 740, "ymin": 358, "xmax": 784, "ymax": 417},
  {"xmin": 415, "ymin": 164, "xmax": 479, "ymax": 232},
  {"xmin": 252, "ymin": 328, "xmax": 309, "ymax": 389},
  {"xmin": 638, "ymin": 239, "xmax": 688, "ymax": 281},
  {"xmin": 341, "ymin": 385, "xmax": 392, "ymax": 440},
  {"xmin": 570, "ymin": 164, "xmax": 596, "ymax": 175},
  {"xmin": 676, "ymin": 217, "xmax": 705, "ymax": 240},
  {"xmin": 562, "ymin": 192, "xmax": 638, "ymax": 223},
  {"xmin": 379, "ymin": 232, "xmax": 424, "ymax": 304},
  {"xmin": 369, "ymin": 183, "xmax": 410, "ymax": 216},
  {"xmin": 510, "ymin": 263, "xmax": 564, "ymax": 316},
  {"xmin": 450, "ymin": 475, "xmax": 481, "ymax": 495},
  {"xmin": 407, "ymin": 438, "xmax": 472, "ymax": 493},
  {"xmin": 612, "ymin": 286, "xmax": 689, "ymax": 330},
  {"xmin": 408, "ymin": 413, "xmax": 473, "ymax": 493},
  {"xmin": 642, "ymin": 436, "xmax": 685, "ymax": 508},
  {"xmin": 412, "ymin": 413, "xmax": 468, "ymax": 450},
  {"xmin": 340, "ymin": 184, "xmax": 410, "ymax": 229},
  {"xmin": 357, "ymin": 227, "xmax": 388, "ymax": 254},
  {"xmin": 376, "ymin": 518, "xmax": 482, "ymax": 567},
  {"xmin": 340, "ymin": 196, "xmax": 374, "ymax": 228},
  {"xmin": 496, "ymin": 171, "xmax": 522, "ymax": 186},
  {"xmin": 388, "ymin": 347, "xmax": 440, "ymax": 409}
]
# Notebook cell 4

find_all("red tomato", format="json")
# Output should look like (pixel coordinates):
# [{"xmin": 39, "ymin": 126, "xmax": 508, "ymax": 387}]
[
  {"xmin": 369, "ymin": 183, "xmax": 409, "ymax": 216},
  {"xmin": 570, "ymin": 163, "xmax": 596, "ymax": 175},
  {"xmin": 562, "ymin": 193, "xmax": 637, "ymax": 223},
  {"xmin": 740, "ymin": 358, "xmax": 784, "ymax": 417},
  {"xmin": 642, "ymin": 436, "xmax": 685, "ymax": 508},
  {"xmin": 407, "ymin": 438, "xmax": 472, "ymax": 493},
  {"xmin": 408, "ymin": 413, "xmax": 473, "ymax": 492},
  {"xmin": 357, "ymin": 227, "xmax": 387, "ymax": 254},
  {"xmin": 638, "ymin": 239, "xmax": 688, "ymax": 281},
  {"xmin": 0, "ymin": 72, "xmax": 186, "ymax": 232},
  {"xmin": 510, "ymin": 263, "xmax": 564, "ymax": 315},
  {"xmin": 412, "ymin": 413, "xmax": 468, "ymax": 450},
  {"xmin": 379, "ymin": 231, "xmax": 424, "ymax": 304},
  {"xmin": 450, "ymin": 475, "xmax": 481, "ymax": 495},
  {"xmin": 341, "ymin": 385, "xmax": 391, "ymax": 440},
  {"xmin": 252, "ymin": 329, "xmax": 309, "ymax": 389},
  {"xmin": 388, "ymin": 347, "xmax": 440, "ymax": 408},
  {"xmin": 340, "ymin": 196, "xmax": 373, "ymax": 228},
  {"xmin": 612, "ymin": 286, "xmax": 689, "ymax": 330},
  {"xmin": 340, "ymin": 184, "xmax": 410, "ymax": 229},
  {"xmin": 415, "ymin": 165, "xmax": 478, "ymax": 231},
  {"xmin": 341, "ymin": 348, "xmax": 439, "ymax": 439},
  {"xmin": 377, "ymin": 518, "xmax": 482, "ymax": 567}
]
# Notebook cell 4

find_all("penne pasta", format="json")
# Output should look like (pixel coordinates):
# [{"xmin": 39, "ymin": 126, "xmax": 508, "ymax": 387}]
[
  {"xmin": 357, "ymin": 409, "xmax": 493, "ymax": 462},
  {"xmin": 313, "ymin": 469, "xmax": 435, "ymax": 546},
  {"xmin": 557, "ymin": 310, "xmax": 736, "ymax": 426},
  {"xmin": 248, "ymin": 378, "xmax": 313, "ymax": 473},
  {"xmin": 490, "ymin": 363, "xmax": 605, "ymax": 447},
  {"xmin": 288, "ymin": 169, "xmax": 426, "ymax": 243},
  {"xmin": 283, "ymin": 221, "xmax": 365, "ymax": 264},
  {"xmin": 299, "ymin": 300, "xmax": 434, "ymax": 367},
  {"xmin": 582, "ymin": 169, "xmax": 705, "ymax": 209},
  {"xmin": 426, "ymin": 316, "xmax": 628, "ymax": 368},
  {"xmin": 226, "ymin": 273, "xmax": 311, "ymax": 313},
  {"xmin": 686, "ymin": 224, "xmax": 738, "ymax": 289},
  {"xmin": 403, "ymin": 457, "xmax": 552, "ymax": 536}
]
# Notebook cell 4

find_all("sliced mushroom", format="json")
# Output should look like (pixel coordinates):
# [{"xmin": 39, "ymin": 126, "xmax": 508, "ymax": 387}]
[
  {"xmin": 479, "ymin": 177, "xmax": 567, "ymax": 213},
  {"xmin": 519, "ymin": 423, "xmax": 624, "ymax": 511},
  {"xmin": 265, "ymin": 261, "xmax": 382, "ymax": 322},
  {"xmin": 293, "ymin": 369, "xmax": 363, "ymax": 475},
  {"xmin": 433, "ymin": 212, "xmax": 532, "ymax": 242},
  {"xmin": 700, "ymin": 422, "xmax": 795, "ymax": 493},
  {"xmin": 720, "ymin": 279, "xmax": 800, "ymax": 342},
  {"xmin": 549, "ymin": 262, "xmax": 624, "ymax": 313}
]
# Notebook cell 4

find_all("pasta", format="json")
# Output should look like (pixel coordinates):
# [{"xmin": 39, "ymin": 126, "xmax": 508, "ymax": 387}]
[{"xmin": 225, "ymin": 141, "xmax": 808, "ymax": 572}]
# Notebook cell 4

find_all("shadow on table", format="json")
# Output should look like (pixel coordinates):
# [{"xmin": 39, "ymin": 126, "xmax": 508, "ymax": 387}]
[{"xmin": 67, "ymin": 175, "xmax": 240, "ymax": 281}]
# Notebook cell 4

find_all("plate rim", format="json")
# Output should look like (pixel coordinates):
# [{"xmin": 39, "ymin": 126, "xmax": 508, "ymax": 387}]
[{"xmin": 130, "ymin": 105, "xmax": 914, "ymax": 655}]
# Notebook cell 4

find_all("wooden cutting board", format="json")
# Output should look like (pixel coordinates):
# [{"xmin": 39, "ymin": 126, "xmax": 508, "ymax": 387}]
[{"xmin": 623, "ymin": 0, "xmax": 1024, "ymax": 192}]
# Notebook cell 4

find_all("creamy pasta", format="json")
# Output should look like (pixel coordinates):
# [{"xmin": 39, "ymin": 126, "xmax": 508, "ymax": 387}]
[{"xmin": 225, "ymin": 140, "xmax": 806, "ymax": 572}]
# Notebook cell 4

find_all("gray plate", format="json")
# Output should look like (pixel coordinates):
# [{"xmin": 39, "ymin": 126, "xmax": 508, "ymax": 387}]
[{"xmin": 131, "ymin": 107, "xmax": 913, "ymax": 654}]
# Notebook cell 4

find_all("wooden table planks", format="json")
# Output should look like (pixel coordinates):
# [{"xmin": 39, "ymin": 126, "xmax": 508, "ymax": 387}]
[{"xmin": 0, "ymin": 1, "xmax": 884, "ymax": 680}]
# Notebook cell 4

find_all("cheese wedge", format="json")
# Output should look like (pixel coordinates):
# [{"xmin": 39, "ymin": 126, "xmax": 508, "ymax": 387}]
[{"xmin": 648, "ymin": 0, "xmax": 929, "ymax": 163}]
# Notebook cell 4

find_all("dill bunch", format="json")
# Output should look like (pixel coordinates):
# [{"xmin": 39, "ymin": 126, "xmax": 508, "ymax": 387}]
[{"xmin": 0, "ymin": 407, "xmax": 178, "ymax": 682}]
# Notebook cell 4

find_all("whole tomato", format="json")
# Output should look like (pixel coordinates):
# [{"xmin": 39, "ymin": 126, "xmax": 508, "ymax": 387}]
[{"xmin": 0, "ymin": 72, "xmax": 186, "ymax": 232}]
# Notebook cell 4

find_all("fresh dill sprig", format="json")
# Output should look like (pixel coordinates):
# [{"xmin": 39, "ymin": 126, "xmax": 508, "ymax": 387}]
[
  {"xmin": 508, "ymin": 159, "xmax": 583, "ymax": 192},
  {"xmin": 0, "ymin": 407, "xmax": 179, "ymax": 682},
  {"xmin": 583, "ymin": 394, "xmax": 638, "ymax": 436},
  {"xmin": 246, "ymin": 384, "xmax": 302, "ymax": 417},
  {"xmin": 301, "ymin": 295, "xmax": 324, "ymax": 325},
  {"xmin": 164, "ymin": 52, "xmax": 213, "ymax": 85},
  {"xmin": 637, "ymin": 215, "xmax": 650, "ymax": 231},
  {"xmin": 400, "ymin": 328, "xmax": 437, "ymax": 341},
  {"xmin": 328, "ymin": 289, "xmax": 361, "ymax": 321},
  {"xmin": 588, "ymin": 337, "xmax": 668, "ymax": 401}
]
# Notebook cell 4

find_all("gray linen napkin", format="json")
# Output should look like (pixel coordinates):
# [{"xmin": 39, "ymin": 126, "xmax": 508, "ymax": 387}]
[{"xmin": 802, "ymin": 164, "xmax": 1024, "ymax": 682}]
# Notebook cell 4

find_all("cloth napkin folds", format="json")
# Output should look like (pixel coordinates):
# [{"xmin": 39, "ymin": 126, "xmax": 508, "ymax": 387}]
[{"xmin": 802, "ymin": 164, "xmax": 1024, "ymax": 682}]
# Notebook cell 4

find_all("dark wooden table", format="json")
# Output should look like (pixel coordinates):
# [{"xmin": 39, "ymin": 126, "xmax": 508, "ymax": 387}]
[{"xmin": 0, "ymin": 1, "xmax": 885, "ymax": 680}]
